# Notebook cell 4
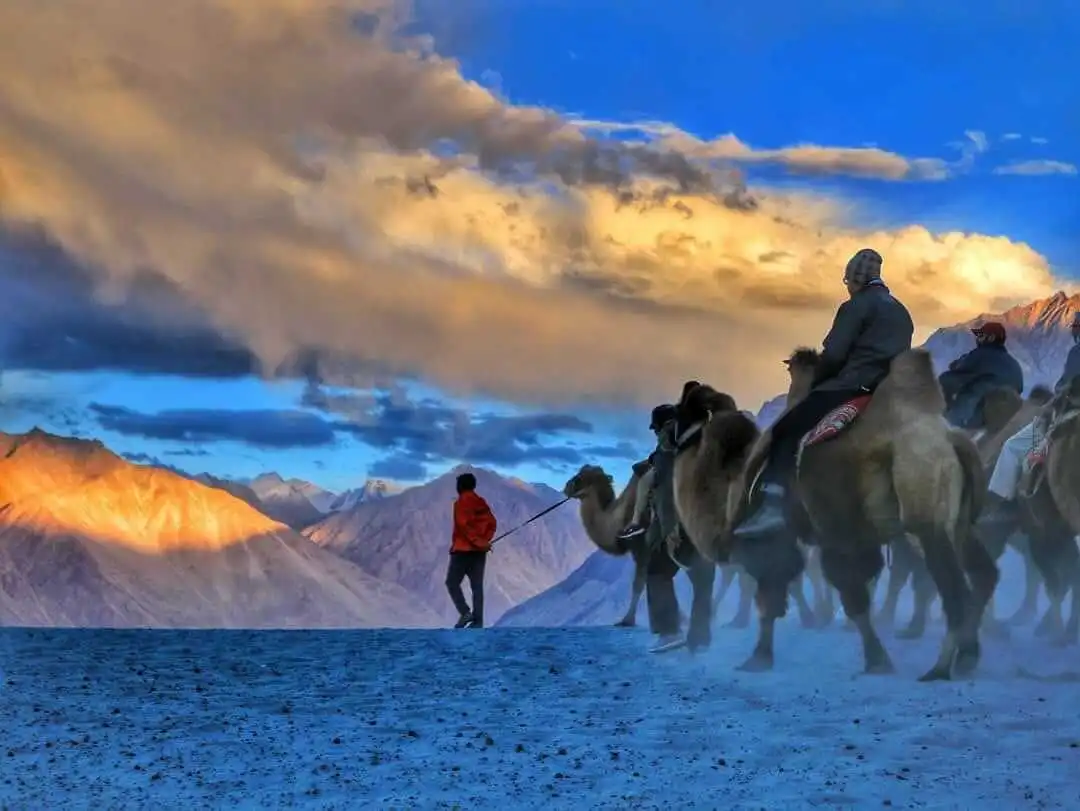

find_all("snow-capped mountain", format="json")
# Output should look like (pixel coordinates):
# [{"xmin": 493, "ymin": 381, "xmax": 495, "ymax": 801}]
[
  {"xmin": 921, "ymin": 290, "xmax": 1080, "ymax": 390},
  {"xmin": 327, "ymin": 479, "xmax": 408, "ymax": 512},
  {"xmin": 248, "ymin": 472, "xmax": 334, "ymax": 529}
]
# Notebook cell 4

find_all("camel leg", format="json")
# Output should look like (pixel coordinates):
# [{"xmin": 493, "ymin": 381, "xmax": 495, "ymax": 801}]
[
  {"xmin": 911, "ymin": 526, "xmax": 972, "ymax": 682},
  {"xmin": 788, "ymin": 572, "xmax": 817, "ymax": 629},
  {"xmin": 875, "ymin": 542, "xmax": 910, "ymax": 630},
  {"xmin": 806, "ymin": 547, "xmax": 836, "ymax": 627},
  {"xmin": 821, "ymin": 547, "xmax": 894, "ymax": 674},
  {"xmin": 953, "ymin": 532, "xmax": 1001, "ymax": 677},
  {"xmin": 1049, "ymin": 537, "xmax": 1080, "ymax": 648},
  {"xmin": 711, "ymin": 564, "xmax": 738, "ymax": 617},
  {"xmin": 1008, "ymin": 535, "xmax": 1042, "ymax": 626},
  {"xmin": 897, "ymin": 556, "xmax": 936, "ymax": 640},
  {"xmin": 616, "ymin": 558, "xmax": 647, "ymax": 627},
  {"xmin": 726, "ymin": 569, "xmax": 754, "ymax": 628},
  {"xmin": 1063, "ymin": 544, "xmax": 1080, "ymax": 647},
  {"xmin": 734, "ymin": 535, "xmax": 806, "ymax": 672},
  {"xmin": 685, "ymin": 554, "xmax": 716, "ymax": 653},
  {"xmin": 1028, "ymin": 532, "xmax": 1071, "ymax": 640}
]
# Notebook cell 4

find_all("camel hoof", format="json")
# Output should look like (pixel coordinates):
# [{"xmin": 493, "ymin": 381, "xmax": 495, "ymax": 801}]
[
  {"xmin": 953, "ymin": 650, "xmax": 980, "ymax": 678},
  {"xmin": 895, "ymin": 625, "xmax": 925, "ymax": 641},
  {"xmin": 1036, "ymin": 622, "xmax": 1064, "ymax": 639},
  {"xmin": 1051, "ymin": 633, "xmax": 1078, "ymax": 649},
  {"xmin": 1008, "ymin": 605, "xmax": 1038, "ymax": 626},
  {"xmin": 917, "ymin": 666, "xmax": 953, "ymax": 682},
  {"xmin": 864, "ymin": 659, "xmax": 896, "ymax": 676},
  {"xmin": 614, "ymin": 617, "xmax": 636, "ymax": 628},
  {"xmin": 736, "ymin": 653, "xmax": 774, "ymax": 673}
]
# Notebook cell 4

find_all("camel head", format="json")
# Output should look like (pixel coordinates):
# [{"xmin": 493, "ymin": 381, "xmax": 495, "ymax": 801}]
[
  {"xmin": 783, "ymin": 346, "xmax": 820, "ymax": 404},
  {"xmin": 674, "ymin": 383, "xmax": 737, "ymax": 441},
  {"xmin": 563, "ymin": 464, "xmax": 614, "ymax": 501}
]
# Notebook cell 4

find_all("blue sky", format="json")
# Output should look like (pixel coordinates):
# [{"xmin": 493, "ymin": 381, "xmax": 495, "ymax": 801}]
[{"xmin": 2, "ymin": 0, "xmax": 1078, "ymax": 495}]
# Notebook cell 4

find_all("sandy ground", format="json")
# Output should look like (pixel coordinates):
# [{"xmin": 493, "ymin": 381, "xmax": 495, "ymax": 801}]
[{"xmin": 1, "ymin": 621, "xmax": 1080, "ymax": 810}]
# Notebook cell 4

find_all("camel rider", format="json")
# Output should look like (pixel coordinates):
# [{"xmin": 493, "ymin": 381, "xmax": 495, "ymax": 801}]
[
  {"xmin": 979, "ymin": 311, "xmax": 1080, "ymax": 536},
  {"xmin": 617, "ymin": 403, "xmax": 679, "ymax": 544},
  {"xmin": 938, "ymin": 321, "xmax": 1024, "ymax": 429},
  {"xmin": 733, "ymin": 248, "xmax": 915, "ymax": 542}
]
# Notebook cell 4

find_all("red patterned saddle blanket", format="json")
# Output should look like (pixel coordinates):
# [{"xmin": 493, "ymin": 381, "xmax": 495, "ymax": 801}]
[{"xmin": 799, "ymin": 395, "xmax": 873, "ymax": 451}]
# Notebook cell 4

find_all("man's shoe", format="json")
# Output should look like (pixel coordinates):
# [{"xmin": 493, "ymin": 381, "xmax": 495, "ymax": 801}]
[
  {"xmin": 616, "ymin": 523, "xmax": 647, "ymax": 542},
  {"xmin": 453, "ymin": 612, "xmax": 473, "ymax": 629},
  {"xmin": 733, "ymin": 483, "xmax": 787, "ymax": 542}
]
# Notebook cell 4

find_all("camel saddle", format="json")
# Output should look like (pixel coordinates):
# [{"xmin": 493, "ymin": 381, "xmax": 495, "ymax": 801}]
[
  {"xmin": 798, "ymin": 394, "xmax": 873, "ymax": 451},
  {"xmin": 1019, "ymin": 405, "xmax": 1079, "ymax": 500}
]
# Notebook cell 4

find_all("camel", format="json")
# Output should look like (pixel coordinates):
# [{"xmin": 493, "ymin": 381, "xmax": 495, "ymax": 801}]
[
  {"xmin": 562, "ymin": 464, "xmax": 649, "ymax": 627},
  {"xmin": 881, "ymin": 385, "xmax": 1056, "ymax": 639},
  {"xmin": 716, "ymin": 347, "xmax": 996, "ymax": 680},
  {"xmin": 1015, "ymin": 377, "xmax": 1080, "ymax": 645},
  {"xmin": 667, "ymin": 385, "xmax": 768, "ymax": 651}
]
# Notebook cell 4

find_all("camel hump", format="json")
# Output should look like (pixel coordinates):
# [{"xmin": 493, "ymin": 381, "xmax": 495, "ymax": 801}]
[{"xmin": 874, "ymin": 348, "xmax": 946, "ymax": 415}]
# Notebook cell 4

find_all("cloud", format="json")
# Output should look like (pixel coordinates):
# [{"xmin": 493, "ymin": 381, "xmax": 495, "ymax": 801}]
[
  {"xmin": 90, "ymin": 383, "xmax": 639, "ymax": 477},
  {"xmin": 992, "ymin": 160, "xmax": 1078, "ymax": 177},
  {"xmin": 572, "ymin": 119, "xmax": 977, "ymax": 181},
  {"xmin": 89, "ymin": 403, "xmax": 341, "ymax": 449},
  {"xmin": 0, "ymin": 0, "xmax": 1073, "ymax": 410},
  {"xmin": 303, "ymin": 382, "xmax": 639, "ymax": 478},
  {"xmin": 368, "ymin": 455, "xmax": 429, "ymax": 481}
]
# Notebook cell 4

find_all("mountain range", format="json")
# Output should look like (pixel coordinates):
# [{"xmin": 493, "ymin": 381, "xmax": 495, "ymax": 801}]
[
  {"xmin": 304, "ymin": 466, "xmax": 594, "ymax": 625},
  {"xmin": 0, "ymin": 429, "xmax": 440, "ymax": 628},
  {"xmin": 0, "ymin": 432, "xmax": 590, "ymax": 628},
  {"xmin": 1, "ymin": 292, "xmax": 1076, "ymax": 630}
]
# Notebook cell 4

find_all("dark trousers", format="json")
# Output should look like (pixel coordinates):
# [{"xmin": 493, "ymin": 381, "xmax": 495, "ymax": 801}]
[
  {"xmin": 446, "ymin": 551, "xmax": 487, "ymax": 625},
  {"xmin": 764, "ymin": 388, "xmax": 865, "ymax": 487},
  {"xmin": 645, "ymin": 540, "xmax": 681, "ymax": 636}
]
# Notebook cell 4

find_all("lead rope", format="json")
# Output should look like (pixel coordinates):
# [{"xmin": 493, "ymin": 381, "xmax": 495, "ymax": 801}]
[{"xmin": 489, "ymin": 497, "xmax": 572, "ymax": 548}]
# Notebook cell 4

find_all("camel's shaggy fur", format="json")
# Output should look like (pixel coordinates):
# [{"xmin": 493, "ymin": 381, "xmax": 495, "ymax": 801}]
[
  {"xmin": 726, "ymin": 347, "xmax": 998, "ymax": 680},
  {"xmin": 1018, "ymin": 378, "xmax": 1080, "ymax": 644},
  {"xmin": 562, "ymin": 464, "xmax": 649, "ymax": 627},
  {"xmin": 661, "ymin": 385, "xmax": 762, "ymax": 650},
  {"xmin": 671, "ymin": 385, "xmax": 759, "ymax": 564},
  {"xmin": 887, "ymin": 384, "xmax": 1056, "ymax": 640}
]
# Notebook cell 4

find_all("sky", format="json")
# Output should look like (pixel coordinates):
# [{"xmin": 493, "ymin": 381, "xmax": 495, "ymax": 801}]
[{"xmin": 0, "ymin": 0, "xmax": 1078, "ymax": 494}]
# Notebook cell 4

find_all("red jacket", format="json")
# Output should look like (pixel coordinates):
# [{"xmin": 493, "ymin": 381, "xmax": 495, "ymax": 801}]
[{"xmin": 451, "ymin": 490, "xmax": 497, "ymax": 553}]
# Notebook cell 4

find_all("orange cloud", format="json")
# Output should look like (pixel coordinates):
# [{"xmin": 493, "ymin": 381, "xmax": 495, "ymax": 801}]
[{"xmin": 0, "ymin": 0, "xmax": 1072, "ymax": 412}]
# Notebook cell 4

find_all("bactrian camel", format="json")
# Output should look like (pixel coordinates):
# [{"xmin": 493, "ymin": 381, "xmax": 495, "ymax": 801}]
[
  {"xmin": 717, "ymin": 347, "xmax": 996, "ymax": 680},
  {"xmin": 1015, "ymin": 377, "xmax": 1080, "ymax": 645},
  {"xmin": 562, "ymin": 464, "xmax": 649, "ymax": 627},
  {"xmin": 882, "ymin": 385, "xmax": 1056, "ymax": 640},
  {"xmin": 668, "ymin": 386, "xmax": 768, "ymax": 652}
]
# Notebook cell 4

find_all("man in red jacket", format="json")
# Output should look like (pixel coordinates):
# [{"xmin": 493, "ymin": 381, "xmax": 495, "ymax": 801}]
[{"xmin": 446, "ymin": 472, "xmax": 498, "ymax": 628}]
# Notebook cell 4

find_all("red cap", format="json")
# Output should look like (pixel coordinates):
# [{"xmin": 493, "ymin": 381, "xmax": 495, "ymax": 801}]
[{"xmin": 972, "ymin": 322, "xmax": 1006, "ymax": 342}]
